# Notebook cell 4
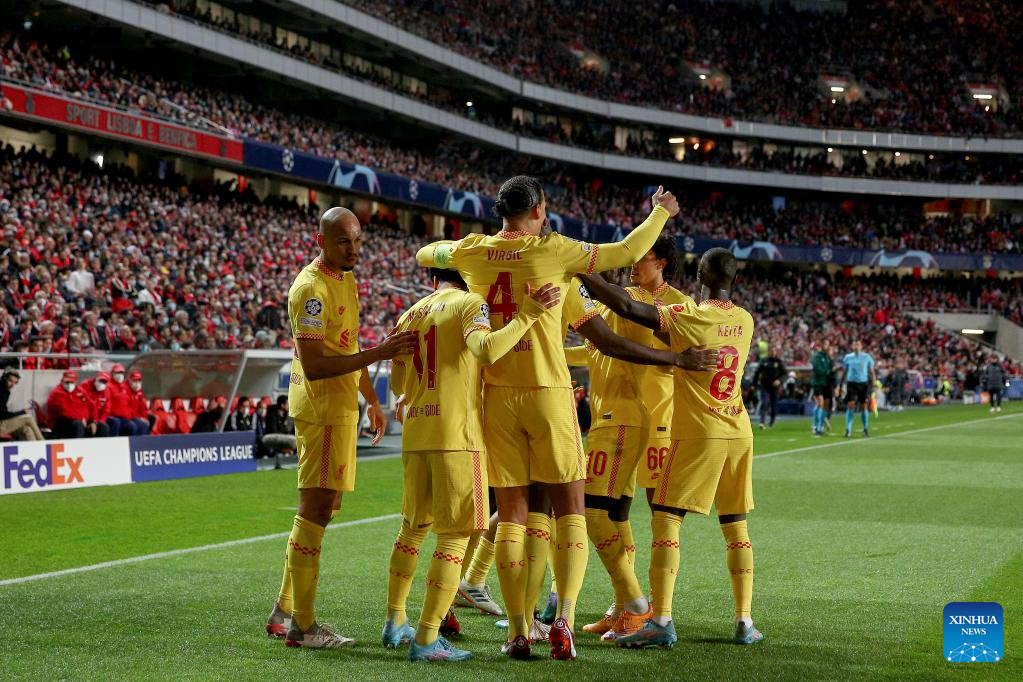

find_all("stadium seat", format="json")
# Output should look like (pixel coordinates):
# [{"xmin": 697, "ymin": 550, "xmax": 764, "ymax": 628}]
[
  {"xmin": 190, "ymin": 397, "xmax": 207, "ymax": 414},
  {"xmin": 150, "ymin": 398, "xmax": 167, "ymax": 414},
  {"xmin": 151, "ymin": 412, "xmax": 178, "ymax": 436}
]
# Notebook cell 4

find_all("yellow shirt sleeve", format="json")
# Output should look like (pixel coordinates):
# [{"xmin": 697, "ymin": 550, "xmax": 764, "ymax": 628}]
[
  {"xmin": 289, "ymin": 282, "xmax": 328, "ymax": 341},
  {"xmin": 564, "ymin": 345, "xmax": 589, "ymax": 366},
  {"xmin": 415, "ymin": 240, "xmax": 459, "ymax": 268},
  {"xmin": 558, "ymin": 206, "xmax": 670, "ymax": 274},
  {"xmin": 656, "ymin": 301, "xmax": 699, "ymax": 351}
]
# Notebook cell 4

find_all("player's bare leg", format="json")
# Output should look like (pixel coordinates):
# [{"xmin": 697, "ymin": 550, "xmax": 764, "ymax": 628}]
[{"xmin": 279, "ymin": 487, "xmax": 354, "ymax": 648}]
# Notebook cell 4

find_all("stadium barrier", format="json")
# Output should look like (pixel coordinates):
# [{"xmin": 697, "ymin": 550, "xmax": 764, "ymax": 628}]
[{"xmin": 1, "ymin": 431, "xmax": 256, "ymax": 496}]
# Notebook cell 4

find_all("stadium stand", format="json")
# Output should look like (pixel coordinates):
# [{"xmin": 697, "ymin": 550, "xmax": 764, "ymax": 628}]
[
  {"xmin": 342, "ymin": 0, "xmax": 1023, "ymax": 136},
  {"xmin": 4, "ymin": 26, "xmax": 1022, "ymax": 188}
]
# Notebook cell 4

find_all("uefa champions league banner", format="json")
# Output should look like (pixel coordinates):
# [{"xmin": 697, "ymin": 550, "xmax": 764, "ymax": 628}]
[
  {"xmin": 242, "ymin": 139, "xmax": 1023, "ymax": 271},
  {"xmin": 1, "ymin": 433, "xmax": 256, "ymax": 495},
  {"xmin": 129, "ymin": 432, "xmax": 256, "ymax": 482}
]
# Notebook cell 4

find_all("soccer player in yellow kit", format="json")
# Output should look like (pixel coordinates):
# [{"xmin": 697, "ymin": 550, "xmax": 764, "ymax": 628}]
[
  {"xmin": 381, "ymin": 268, "xmax": 560, "ymax": 662},
  {"xmin": 417, "ymin": 176, "xmax": 679, "ymax": 660},
  {"xmin": 580, "ymin": 247, "xmax": 764, "ymax": 648},
  {"xmin": 563, "ymin": 236, "xmax": 694, "ymax": 642},
  {"xmin": 266, "ymin": 207, "xmax": 417, "ymax": 649}
]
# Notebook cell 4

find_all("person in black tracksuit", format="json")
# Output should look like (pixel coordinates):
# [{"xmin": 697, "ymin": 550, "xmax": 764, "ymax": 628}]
[
  {"xmin": 982, "ymin": 355, "xmax": 1007, "ymax": 412},
  {"xmin": 754, "ymin": 353, "xmax": 786, "ymax": 428}
]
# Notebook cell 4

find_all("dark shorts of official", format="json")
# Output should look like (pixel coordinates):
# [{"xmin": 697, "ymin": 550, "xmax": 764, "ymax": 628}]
[
  {"xmin": 845, "ymin": 382, "xmax": 869, "ymax": 405},
  {"xmin": 812, "ymin": 384, "xmax": 833, "ymax": 400}
]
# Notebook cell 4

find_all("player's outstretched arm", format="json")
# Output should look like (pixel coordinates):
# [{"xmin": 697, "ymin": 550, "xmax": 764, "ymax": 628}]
[
  {"xmin": 416, "ymin": 240, "xmax": 456, "ymax": 268},
  {"xmin": 295, "ymin": 331, "xmax": 417, "ymax": 382},
  {"xmin": 466, "ymin": 283, "xmax": 560, "ymax": 365},
  {"xmin": 577, "ymin": 314, "xmax": 718, "ymax": 370},
  {"xmin": 583, "ymin": 186, "xmax": 679, "ymax": 273},
  {"xmin": 577, "ymin": 273, "xmax": 660, "ymax": 330}
]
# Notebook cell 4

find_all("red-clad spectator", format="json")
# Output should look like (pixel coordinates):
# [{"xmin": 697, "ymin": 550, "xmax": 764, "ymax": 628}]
[
  {"xmin": 79, "ymin": 372, "xmax": 113, "ymax": 436},
  {"xmin": 127, "ymin": 370, "xmax": 152, "ymax": 435},
  {"xmin": 106, "ymin": 363, "xmax": 138, "ymax": 436},
  {"xmin": 45, "ymin": 370, "xmax": 106, "ymax": 438}
]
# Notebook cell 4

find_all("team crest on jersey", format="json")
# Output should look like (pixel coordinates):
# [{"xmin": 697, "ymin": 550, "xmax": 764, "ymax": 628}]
[
  {"xmin": 337, "ymin": 306, "xmax": 346, "ymax": 317},
  {"xmin": 671, "ymin": 304, "xmax": 686, "ymax": 312},
  {"xmin": 304, "ymin": 298, "xmax": 323, "ymax": 316}
]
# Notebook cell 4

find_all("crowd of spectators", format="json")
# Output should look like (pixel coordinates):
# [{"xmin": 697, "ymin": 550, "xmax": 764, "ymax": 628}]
[
  {"xmin": 343, "ymin": 0, "xmax": 1023, "ymax": 137},
  {"xmin": 5, "ymin": 26, "xmax": 1023, "ymax": 192},
  {"xmin": 1, "ymin": 143, "xmax": 1019, "ymax": 393}
]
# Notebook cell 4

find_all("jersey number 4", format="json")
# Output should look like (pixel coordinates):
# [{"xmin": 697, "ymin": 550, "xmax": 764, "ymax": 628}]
[
  {"xmin": 710, "ymin": 345, "xmax": 740, "ymax": 400},
  {"xmin": 412, "ymin": 325, "xmax": 438, "ymax": 390},
  {"xmin": 486, "ymin": 271, "xmax": 518, "ymax": 324}
]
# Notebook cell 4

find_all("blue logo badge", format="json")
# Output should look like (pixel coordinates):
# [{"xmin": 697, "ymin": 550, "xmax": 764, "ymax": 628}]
[{"xmin": 944, "ymin": 602, "xmax": 1002, "ymax": 662}]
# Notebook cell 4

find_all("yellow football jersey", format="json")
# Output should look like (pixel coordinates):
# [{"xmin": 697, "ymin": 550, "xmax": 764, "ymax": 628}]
[
  {"xmin": 441, "ymin": 231, "xmax": 604, "ymax": 388},
  {"xmin": 657, "ymin": 299, "xmax": 755, "ymax": 439},
  {"xmin": 630, "ymin": 284, "xmax": 694, "ymax": 434},
  {"xmin": 563, "ymin": 277, "xmax": 600, "ymax": 335},
  {"xmin": 287, "ymin": 258, "xmax": 361, "ymax": 426},
  {"xmin": 391, "ymin": 288, "xmax": 492, "ymax": 452},
  {"xmin": 420, "ymin": 206, "xmax": 670, "ymax": 388}
]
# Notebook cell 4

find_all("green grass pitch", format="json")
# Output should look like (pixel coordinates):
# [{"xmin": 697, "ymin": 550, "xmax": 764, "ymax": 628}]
[{"xmin": 2, "ymin": 404, "xmax": 1021, "ymax": 680}]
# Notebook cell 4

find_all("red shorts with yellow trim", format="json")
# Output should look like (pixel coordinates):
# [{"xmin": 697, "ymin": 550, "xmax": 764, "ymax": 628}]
[
  {"xmin": 402, "ymin": 450, "xmax": 489, "ymax": 534},
  {"xmin": 638, "ymin": 432, "xmax": 672, "ymax": 489},
  {"xmin": 584, "ymin": 425, "xmax": 644, "ymax": 499},
  {"xmin": 652, "ymin": 437, "xmax": 754, "ymax": 515},
  {"xmin": 483, "ymin": 385, "xmax": 585, "ymax": 488},
  {"xmin": 295, "ymin": 419, "xmax": 357, "ymax": 492}
]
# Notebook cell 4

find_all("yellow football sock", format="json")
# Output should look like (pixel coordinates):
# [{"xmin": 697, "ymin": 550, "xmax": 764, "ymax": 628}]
[
  {"xmin": 649, "ymin": 511, "xmax": 683, "ymax": 623},
  {"xmin": 553, "ymin": 514, "xmax": 588, "ymax": 629},
  {"xmin": 286, "ymin": 515, "xmax": 324, "ymax": 631},
  {"xmin": 721, "ymin": 521, "xmax": 754, "ymax": 619},
  {"xmin": 586, "ymin": 509, "xmax": 643, "ymax": 609},
  {"xmin": 416, "ymin": 534, "xmax": 470, "ymax": 646},
  {"xmin": 616, "ymin": 519, "xmax": 636, "ymax": 566},
  {"xmin": 548, "ymin": 521, "xmax": 558, "ymax": 594},
  {"xmin": 460, "ymin": 531, "xmax": 481, "ymax": 580},
  {"xmin": 465, "ymin": 536, "xmax": 496, "ymax": 586},
  {"xmin": 385, "ymin": 522, "xmax": 428, "ymax": 626},
  {"xmin": 276, "ymin": 554, "xmax": 293, "ymax": 614},
  {"xmin": 495, "ymin": 522, "xmax": 529, "ymax": 639},
  {"xmin": 524, "ymin": 512, "xmax": 553, "ymax": 615}
]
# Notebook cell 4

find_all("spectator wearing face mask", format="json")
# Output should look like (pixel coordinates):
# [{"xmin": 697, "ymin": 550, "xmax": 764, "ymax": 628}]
[
  {"xmin": 126, "ymin": 370, "xmax": 152, "ymax": 434},
  {"xmin": 224, "ymin": 396, "xmax": 253, "ymax": 432},
  {"xmin": 105, "ymin": 363, "xmax": 150, "ymax": 435},
  {"xmin": 46, "ymin": 370, "xmax": 103, "ymax": 438},
  {"xmin": 0, "ymin": 368, "xmax": 45, "ymax": 440},
  {"xmin": 79, "ymin": 372, "xmax": 113, "ymax": 437}
]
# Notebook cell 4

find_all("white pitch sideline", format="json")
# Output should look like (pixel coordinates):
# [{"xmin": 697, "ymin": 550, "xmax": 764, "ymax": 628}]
[
  {"xmin": 0, "ymin": 512, "xmax": 400, "ymax": 587},
  {"xmin": 3, "ymin": 410, "xmax": 1018, "ymax": 587}
]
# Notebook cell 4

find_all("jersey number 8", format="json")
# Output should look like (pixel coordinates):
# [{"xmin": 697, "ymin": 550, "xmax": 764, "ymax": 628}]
[{"xmin": 710, "ymin": 345, "xmax": 740, "ymax": 401}]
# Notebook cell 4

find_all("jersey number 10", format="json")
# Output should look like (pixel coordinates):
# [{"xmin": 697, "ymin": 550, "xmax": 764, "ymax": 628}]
[{"xmin": 412, "ymin": 325, "xmax": 438, "ymax": 390}]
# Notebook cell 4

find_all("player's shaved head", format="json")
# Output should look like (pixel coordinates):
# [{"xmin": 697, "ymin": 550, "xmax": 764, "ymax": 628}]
[
  {"xmin": 317, "ymin": 207, "xmax": 363, "ymax": 271},
  {"xmin": 698, "ymin": 247, "xmax": 737, "ymax": 291},
  {"xmin": 319, "ymin": 206, "xmax": 359, "ymax": 236}
]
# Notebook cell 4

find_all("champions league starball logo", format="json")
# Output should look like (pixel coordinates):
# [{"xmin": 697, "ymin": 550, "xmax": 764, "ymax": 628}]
[
  {"xmin": 683, "ymin": 236, "xmax": 696, "ymax": 253},
  {"xmin": 281, "ymin": 149, "xmax": 294, "ymax": 173},
  {"xmin": 408, "ymin": 180, "xmax": 419, "ymax": 200},
  {"xmin": 820, "ymin": 246, "xmax": 833, "ymax": 262}
]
